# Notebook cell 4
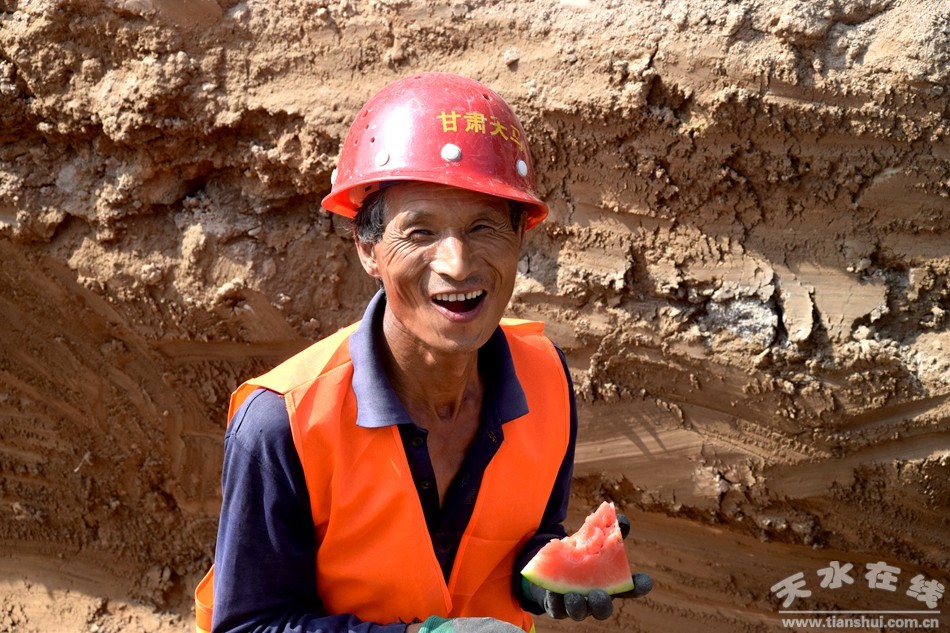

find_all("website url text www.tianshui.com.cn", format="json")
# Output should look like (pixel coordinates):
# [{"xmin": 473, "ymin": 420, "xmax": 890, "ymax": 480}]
[{"xmin": 780, "ymin": 612, "xmax": 942, "ymax": 629}]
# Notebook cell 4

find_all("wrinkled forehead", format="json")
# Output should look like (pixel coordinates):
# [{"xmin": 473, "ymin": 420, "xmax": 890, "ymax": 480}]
[
  {"xmin": 377, "ymin": 183, "xmax": 522, "ymax": 236},
  {"xmin": 384, "ymin": 181, "xmax": 512, "ymax": 213}
]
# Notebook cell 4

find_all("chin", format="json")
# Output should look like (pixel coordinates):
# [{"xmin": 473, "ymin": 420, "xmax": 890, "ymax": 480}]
[{"xmin": 428, "ymin": 325, "xmax": 494, "ymax": 355}]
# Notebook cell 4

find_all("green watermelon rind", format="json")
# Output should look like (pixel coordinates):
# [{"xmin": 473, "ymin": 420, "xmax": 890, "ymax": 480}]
[{"xmin": 521, "ymin": 568, "xmax": 635, "ymax": 596}]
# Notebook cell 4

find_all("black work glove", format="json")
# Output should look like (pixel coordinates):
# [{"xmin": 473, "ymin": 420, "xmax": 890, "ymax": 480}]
[{"xmin": 522, "ymin": 514, "xmax": 653, "ymax": 621}]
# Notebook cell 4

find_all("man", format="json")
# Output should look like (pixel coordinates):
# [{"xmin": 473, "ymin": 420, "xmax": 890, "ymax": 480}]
[{"xmin": 197, "ymin": 73, "xmax": 650, "ymax": 633}]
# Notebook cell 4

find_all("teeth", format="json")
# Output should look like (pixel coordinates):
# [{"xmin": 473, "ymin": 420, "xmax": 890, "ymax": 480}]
[{"xmin": 434, "ymin": 290, "xmax": 484, "ymax": 302}]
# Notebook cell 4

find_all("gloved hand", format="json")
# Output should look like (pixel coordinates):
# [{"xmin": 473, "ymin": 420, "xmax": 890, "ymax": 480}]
[
  {"xmin": 416, "ymin": 615, "xmax": 523, "ymax": 633},
  {"xmin": 522, "ymin": 514, "xmax": 653, "ymax": 621}
]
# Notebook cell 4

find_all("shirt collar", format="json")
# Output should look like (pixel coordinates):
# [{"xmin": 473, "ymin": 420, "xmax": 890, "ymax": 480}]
[{"xmin": 350, "ymin": 289, "xmax": 529, "ymax": 428}]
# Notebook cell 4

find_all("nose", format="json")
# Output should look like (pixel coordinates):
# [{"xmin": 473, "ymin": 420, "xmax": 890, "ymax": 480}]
[{"xmin": 430, "ymin": 234, "xmax": 474, "ymax": 280}]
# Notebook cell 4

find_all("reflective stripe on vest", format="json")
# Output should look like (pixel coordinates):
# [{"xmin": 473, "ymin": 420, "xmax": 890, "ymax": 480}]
[{"xmin": 195, "ymin": 318, "xmax": 569, "ymax": 632}]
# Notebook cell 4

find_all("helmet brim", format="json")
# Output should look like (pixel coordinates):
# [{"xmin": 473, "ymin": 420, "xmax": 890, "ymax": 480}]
[{"xmin": 321, "ymin": 172, "xmax": 549, "ymax": 231}]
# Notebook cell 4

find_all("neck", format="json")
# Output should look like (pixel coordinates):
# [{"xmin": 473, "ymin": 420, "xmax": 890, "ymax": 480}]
[{"xmin": 380, "ymin": 312, "xmax": 482, "ymax": 427}]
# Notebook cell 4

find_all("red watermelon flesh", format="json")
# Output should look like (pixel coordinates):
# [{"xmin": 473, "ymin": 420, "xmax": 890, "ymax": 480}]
[{"xmin": 521, "ymin": 501, "xmax": 635, "ymax": 595}]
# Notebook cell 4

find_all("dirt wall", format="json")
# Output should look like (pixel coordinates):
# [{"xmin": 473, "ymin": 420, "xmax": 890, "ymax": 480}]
[{"xmin": 1, "ymin": 0, "xmax": 948, "ymax": 631}]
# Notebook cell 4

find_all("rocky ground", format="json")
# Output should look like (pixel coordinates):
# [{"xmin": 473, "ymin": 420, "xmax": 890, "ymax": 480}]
[{"xmin": 1, "ymin": 0, "xmax": 948, "ymax": 631}]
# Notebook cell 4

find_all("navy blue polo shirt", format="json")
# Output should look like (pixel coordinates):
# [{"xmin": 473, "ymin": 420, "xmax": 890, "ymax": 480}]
[{"xmin": 212, "ymin": 291, "xmax": 577, "ymax": 633}]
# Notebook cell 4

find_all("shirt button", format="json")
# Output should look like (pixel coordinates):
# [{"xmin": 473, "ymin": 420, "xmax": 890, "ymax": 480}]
[
  {"xmin": 411, "ymin": 435, "xmax": 425, "ymax": 448},
  {"xmin": 487, "ymin": 431, "xmax": 498, "ymax": 443},
  {"xmin": 420, "ymin": 481, "xmax": 433, "ymax": 490}
]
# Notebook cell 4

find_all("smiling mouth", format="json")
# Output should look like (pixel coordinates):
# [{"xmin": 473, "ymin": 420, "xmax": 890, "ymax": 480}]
[{"xmin": 432, "ymin": 290, "xmax": 486, "ymax": 313}]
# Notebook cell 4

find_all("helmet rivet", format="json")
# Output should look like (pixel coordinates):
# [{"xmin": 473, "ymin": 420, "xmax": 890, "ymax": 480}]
[
  {"xmin": 516, "ymin": 159, "xmax": 529, "ymax": 177},
  {"xmin": 440, "ymin": 143, "xmax": 462, "ymax": 162},
  {"xmin": 375, "ymin": 150, "xmax": 390, "ymax": 167},
  {"xmin": 330, "ymin": 168, "xmax": 338, "ymax": 185}
]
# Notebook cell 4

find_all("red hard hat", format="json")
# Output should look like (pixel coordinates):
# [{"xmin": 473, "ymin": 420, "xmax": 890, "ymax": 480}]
[{"xmin": 321, "ymin": 72, "xmax": 548, "ymax": 230}]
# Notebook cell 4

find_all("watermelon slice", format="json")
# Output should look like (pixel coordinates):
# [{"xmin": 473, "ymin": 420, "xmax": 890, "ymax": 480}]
[{"xmin": 521, "ymin": 501, "xmax": 635, "ymax": 595}]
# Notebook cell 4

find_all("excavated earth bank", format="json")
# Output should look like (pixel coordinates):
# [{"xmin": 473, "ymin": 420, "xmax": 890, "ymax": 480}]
[{"xmin": 1, "ymin": 0, "xmax": 948, "ymax": 631}]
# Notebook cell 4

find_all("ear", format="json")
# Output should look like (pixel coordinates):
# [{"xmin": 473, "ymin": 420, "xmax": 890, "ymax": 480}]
[{"xmin": 355, "ymin": 237, "xmax": 380, "ymax": 279}]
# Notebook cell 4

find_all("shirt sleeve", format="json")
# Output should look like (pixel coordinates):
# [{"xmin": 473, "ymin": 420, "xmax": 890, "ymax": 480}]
[
  {"xmin": 513, "ymin": 346, "xmax": 578, "ymax": 613},
  {"xmin": 212, "ymin": 388, "xmax": 409, "ymax": 633}
]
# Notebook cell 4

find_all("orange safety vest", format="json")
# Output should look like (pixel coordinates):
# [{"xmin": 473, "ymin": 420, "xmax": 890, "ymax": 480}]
[{"xmin": 195, "ymin": 318, "xmax": 569, "ymax": 633}]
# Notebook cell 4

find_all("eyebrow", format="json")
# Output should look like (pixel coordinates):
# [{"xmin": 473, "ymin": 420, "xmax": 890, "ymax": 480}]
[{"xmin": 391, "ymin": 201, "xmax": 513, "ymax": 230}]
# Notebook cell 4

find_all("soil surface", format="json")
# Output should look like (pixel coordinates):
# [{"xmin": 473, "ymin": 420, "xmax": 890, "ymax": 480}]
[{"xmin": 1, "ymin": 0, "xmax": 948, "ymax": 631}]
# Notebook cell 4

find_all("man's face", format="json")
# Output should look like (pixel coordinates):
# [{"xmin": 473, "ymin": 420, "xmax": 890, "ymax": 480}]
[{"xmin": 356, "ymin": 182, "xmax": 524, "ymax": 356}]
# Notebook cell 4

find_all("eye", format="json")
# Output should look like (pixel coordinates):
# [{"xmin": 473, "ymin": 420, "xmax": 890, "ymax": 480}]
[{"xmin": 407, "ymin": 228, "xmax": 434, "ymax": 241}]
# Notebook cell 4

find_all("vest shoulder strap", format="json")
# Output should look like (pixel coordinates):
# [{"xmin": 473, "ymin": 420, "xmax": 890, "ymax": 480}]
[
  {"xmin": 228, "ymin": 321, "xmax": 359, "ymax": 420},
  {"xmin": 499, "ymin": 317, "xmax": 545, "ymax": 334}
]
